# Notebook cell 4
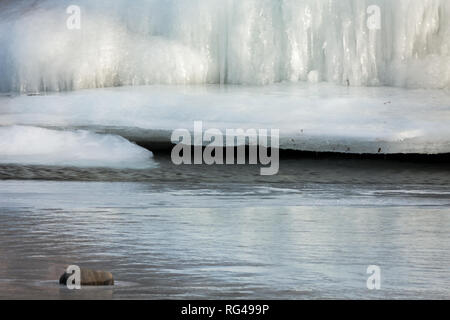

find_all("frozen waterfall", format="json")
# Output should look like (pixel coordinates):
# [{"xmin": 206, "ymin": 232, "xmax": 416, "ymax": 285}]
[{"xmin": 0, "ymin": 0, "xmax": 449, "ymax": 92}]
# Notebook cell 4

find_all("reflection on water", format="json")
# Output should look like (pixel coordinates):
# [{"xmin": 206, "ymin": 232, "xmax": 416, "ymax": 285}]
[
  {"xmin": 0, "ymin": 159, "xmax": 450, "ymax": 299},
  {"xmin": 0, "ymin": 159, "xmax": 449, "ymax": 299}
]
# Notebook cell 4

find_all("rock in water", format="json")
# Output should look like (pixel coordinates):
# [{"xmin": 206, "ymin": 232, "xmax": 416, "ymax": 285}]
[{"xmin": 59, "ymin": 268, "xmax": 114, "ymax": 286}]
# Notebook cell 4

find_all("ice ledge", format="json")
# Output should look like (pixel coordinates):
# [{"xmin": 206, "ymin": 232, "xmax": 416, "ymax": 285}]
[{"xmin": 0, "ymin": 84, "xmax": 449, "ymax": 155}]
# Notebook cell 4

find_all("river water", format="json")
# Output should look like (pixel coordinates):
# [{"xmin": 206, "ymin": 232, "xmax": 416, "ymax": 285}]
[{"xmin": 0, "ymin": 158, "xmax": 449, "ymax": 299}]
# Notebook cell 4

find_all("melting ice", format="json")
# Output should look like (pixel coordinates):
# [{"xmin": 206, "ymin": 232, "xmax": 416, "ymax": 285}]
[
  {"xmin": 0, "ymin": 0, "xmax": 448, "ymax": 92},
  {"xmin": 0, "ymin": 126, "xmax": 155, "ymax": 168},
  {"xmin": 0, "ymin": 0, "xmax": 449, "ymax": 159}
]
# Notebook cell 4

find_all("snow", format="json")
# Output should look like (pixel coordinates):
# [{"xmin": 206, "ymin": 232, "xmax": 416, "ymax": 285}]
[
  {"xmin": 1, "ymin": 83, "xmax": 449, "ymax": 154},
  {"xmin": 0, "ymin": 125, "xmax": 155, "ymax": 168}
]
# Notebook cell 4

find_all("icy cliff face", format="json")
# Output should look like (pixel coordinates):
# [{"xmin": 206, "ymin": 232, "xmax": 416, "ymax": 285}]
[{"xmin": 0, "ymin": 0, "xmax": 449, "ymax": 92}]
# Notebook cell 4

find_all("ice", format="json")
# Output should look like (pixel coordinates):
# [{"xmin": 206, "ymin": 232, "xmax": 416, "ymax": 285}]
[
  {"xmin": 0, "ymin": 0, "xmax": 449, "ymax": 156},
  {"xmin": 0, "ymin": 125, "xmax": 155, "ymax": 168},
  {"xmin": 0, "ymin": 0, "xmax": 449, "ymax": 92},
  {"xmin": 1, "ymin": 84, "xmax": 449, "ymax": 154}
]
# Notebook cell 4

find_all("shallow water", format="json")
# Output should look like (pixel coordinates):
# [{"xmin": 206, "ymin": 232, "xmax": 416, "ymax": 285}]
[{"xmin": 0, "ymin": 158, "xmax": 449, "ymax": 299}]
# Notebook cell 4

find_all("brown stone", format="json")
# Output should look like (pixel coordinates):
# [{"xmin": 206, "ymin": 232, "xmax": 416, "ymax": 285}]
[{"xmin": 59, "ymin": 268, "xmax": 114, "ymax": 286}]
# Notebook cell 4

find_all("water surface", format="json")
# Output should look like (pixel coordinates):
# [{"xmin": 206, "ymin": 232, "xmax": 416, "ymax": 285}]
[{"xmin": 0, "ymin": 159, "xmax": 449, "ymax": 299}]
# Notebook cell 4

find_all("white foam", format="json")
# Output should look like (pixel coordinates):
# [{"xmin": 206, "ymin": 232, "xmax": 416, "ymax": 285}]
[
  {"xmin": 0, "ymin": 0, "xmax": 449, "ymax": 92},
  {"xmin": 0, "ymin": 126, "xmax": 155, "ymax": 168}
]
